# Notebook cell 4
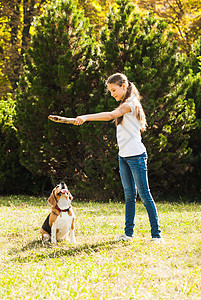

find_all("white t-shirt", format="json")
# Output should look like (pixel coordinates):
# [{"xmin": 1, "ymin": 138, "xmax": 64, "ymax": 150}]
[{"xmin": 116, "ymin": 95, "xmax": 146, "ymax": 157}]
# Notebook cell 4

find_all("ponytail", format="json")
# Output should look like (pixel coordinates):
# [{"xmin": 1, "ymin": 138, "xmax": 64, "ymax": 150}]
[{"xmin": 106, "ymin": 73, "xmax": 147, "ymax": 131}]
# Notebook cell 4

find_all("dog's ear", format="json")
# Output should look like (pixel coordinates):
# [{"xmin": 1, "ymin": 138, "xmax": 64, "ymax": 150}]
[
  {"xmin": 48, "ymin": 192, "xmax": 56, "ymax": 206},
  {"xmin": 69, "ymin": 192, "xmax": 73, "ymax": 201}
]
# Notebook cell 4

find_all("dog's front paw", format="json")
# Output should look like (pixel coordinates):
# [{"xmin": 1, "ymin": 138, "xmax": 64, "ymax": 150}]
[
  {"xmin": 42, "ymin": 233, "xmax": 50, "ymax": 242},
  {"xmin": 51, "ymin": 238, "xmax": 57, "ymax": 244},
  {"xmin": 70, "ymin": 237, "xmax": 77, "ymax": 244}
]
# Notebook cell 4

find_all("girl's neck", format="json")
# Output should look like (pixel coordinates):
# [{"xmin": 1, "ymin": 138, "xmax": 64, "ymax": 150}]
[{"xmin": 121, "ymin": 90, "xmax": 127, "ymax": 101}]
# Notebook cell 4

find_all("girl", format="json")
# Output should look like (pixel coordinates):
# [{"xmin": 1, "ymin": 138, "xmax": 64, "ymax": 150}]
[{"xmin": 75, "ymin": 73, "xmax": 163, "ymax": 242}]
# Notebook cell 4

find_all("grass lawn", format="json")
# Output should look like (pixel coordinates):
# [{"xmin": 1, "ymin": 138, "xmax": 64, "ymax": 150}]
[{"xmin": 0, "ymin": 195, "xmax": 200, "ymax": 299}]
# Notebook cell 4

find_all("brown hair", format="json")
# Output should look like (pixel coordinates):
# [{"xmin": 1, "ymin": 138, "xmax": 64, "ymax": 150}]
[{"xmin": 106, "ymin": 73, "xmax": 147, "ymax": 131}]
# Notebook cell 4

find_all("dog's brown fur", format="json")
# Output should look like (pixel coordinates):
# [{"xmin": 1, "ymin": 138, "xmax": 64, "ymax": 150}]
[{"xmin": 40, "ymin": 182, "xmax": 76, "ymax": 244}]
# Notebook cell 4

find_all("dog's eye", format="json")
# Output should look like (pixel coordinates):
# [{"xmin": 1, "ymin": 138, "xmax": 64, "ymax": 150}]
[{"xmin": 57, "ymin": 192, "xmax": 61, "ymax": 196}]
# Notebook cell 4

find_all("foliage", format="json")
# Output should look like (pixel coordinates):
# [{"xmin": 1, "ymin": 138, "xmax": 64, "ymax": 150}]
[
  {"xmin": 0, "ymin": 0, "xmax": 200, "ymax": 197},
  {"xmin": 78, "ymin": 0, "xmax": 116, "ymax": 31},
  {"xmin": 136, "ymin": 0, "xmax": 201, "ymax": 55},
  {"xmin": 0, "ymin": 0, "xmax": 47, "ymax": 94},
  {"xmin": 184, "ymin": 37, "xmax": 201, "ymax": 193},
  {"xmin": 0, "ymin": 96, "xmax": 47, "ymax": 194},
  {"xmin": 14, "ymin": 0, "xmax": 96, "ymax": 190},
  {"xmin": 14, "ymin": 0, "xmax": 198, "ymax": 198},
  {"xmin": 0, "ymin": 0, "xmax": 51, "ymax": 194},
  {"xmin": 75, "ymin": 82, "xmax": 120, "ymax": 199},
  {"xmin": 98, "ymin": 0, "xmax": 196, "ymax": 193}
]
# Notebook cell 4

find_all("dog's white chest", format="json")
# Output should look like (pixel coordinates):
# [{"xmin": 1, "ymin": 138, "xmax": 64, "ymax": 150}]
[{"xmin": 55, "ymin": 213, "xmax": 72, "ymax": 240}]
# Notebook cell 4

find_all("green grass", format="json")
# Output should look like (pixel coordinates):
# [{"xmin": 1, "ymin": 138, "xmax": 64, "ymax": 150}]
[{"xmin": 0, "ymin": 195, "xmax": 201, "ymax": 299}]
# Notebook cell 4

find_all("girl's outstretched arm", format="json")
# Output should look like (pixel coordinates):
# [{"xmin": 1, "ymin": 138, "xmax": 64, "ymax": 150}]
[{"xmin": 74, "ymin": 103, "xmax": 131, "ymax": 125}]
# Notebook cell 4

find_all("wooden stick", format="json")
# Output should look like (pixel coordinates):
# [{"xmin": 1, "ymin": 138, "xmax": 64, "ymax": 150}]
[{"xmin": 48, "ymin": 115, "xmax": 76, "ymax": 124}]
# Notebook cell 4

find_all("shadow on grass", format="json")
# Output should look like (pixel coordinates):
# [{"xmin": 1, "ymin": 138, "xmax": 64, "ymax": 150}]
[{"xmin": 10, "ymin": 238, "xmax": 129, "ymax": 263}]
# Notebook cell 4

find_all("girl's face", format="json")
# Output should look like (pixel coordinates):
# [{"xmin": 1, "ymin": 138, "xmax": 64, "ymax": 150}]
[{"xmin": 107, "ymin": 83, "xmax": 127, "ymax": 102}]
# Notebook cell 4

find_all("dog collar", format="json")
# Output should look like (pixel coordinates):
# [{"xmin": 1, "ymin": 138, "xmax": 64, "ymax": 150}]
[{"xmin": 55, "ymin": 204, "xmax": 71, "ymax": 212}]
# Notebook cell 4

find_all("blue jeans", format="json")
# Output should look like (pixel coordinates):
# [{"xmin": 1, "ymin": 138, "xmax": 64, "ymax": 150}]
[{"xmin": 118, "ymin": 152, "xmax": 161, "ymax": 238}]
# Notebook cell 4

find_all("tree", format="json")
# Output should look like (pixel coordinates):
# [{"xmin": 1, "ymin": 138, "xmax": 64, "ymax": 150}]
[
  {"xmin": 0, "ymin": 0, "xmax": 47, "ymax": 95},
  {"xmin": 15, "ymin": 0, "xmax": 96, "ymax": 190},
  {"xmin": 98, "ymin": 0, "xmax": 196, "ymax": 194},
  {"xmin": 78, "ymin": 0, "xmax": 116, "ymax": 31},
  {"xmin": 0, "ymin": 0, "xmax": 52, "ymax": 194},
  {"xmin": 14, "ymin": 0, "xmax": 198, "ymax": 198},
  {"xmin": 136, "ymin": 0, "xmax": 201, "ymax": 55}
]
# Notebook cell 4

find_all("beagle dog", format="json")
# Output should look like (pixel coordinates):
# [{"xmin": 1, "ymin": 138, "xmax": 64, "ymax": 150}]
[{"xmin": 40, "ymin": 182, "xmax": 76, "ymax": 244}]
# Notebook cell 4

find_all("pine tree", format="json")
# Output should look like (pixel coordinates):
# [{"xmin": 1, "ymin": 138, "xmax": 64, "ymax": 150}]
[
  {"xmin": 15, "ymin": 0, "xmax": 95, "ymax": 188},
  {"xmin": 99, "ymin": 0, "xmax": 196, "ymax": 194}
]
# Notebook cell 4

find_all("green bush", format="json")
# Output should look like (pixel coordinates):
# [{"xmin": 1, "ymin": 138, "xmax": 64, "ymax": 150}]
[
  {"xmin": 185, "ymin": 38, "xmax": 201, "ymax": 194},
  {"xmin": 0, "ymin": 95, "xmax": 48, "ymax": 195}
]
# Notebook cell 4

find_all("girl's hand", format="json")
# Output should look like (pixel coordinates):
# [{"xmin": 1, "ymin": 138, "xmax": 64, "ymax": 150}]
[{"xmin": 74, "ymin": 116, "xmax": 86, "ymax": 126}]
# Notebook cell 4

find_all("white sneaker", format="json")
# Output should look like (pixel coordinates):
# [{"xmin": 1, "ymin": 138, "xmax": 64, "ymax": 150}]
[
  {"xmin": 151, "ymin": 237, "xmax": 165, "ymax": 243},
  {"xmin": 114, "ymin": 234, "xmax": 133, "ymax": 242}
]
